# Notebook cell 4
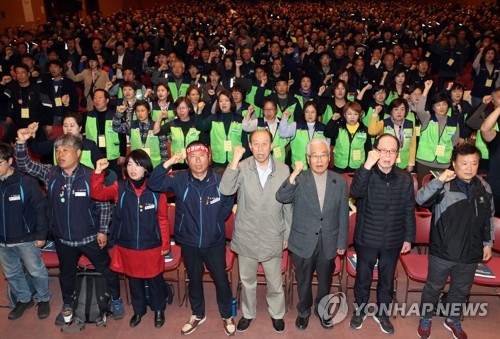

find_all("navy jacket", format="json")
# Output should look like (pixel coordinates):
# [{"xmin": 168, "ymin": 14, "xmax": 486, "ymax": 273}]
[
  {"xmin": 112, "ymin": 180, "xmax": 162, "ymax": 250},
  {"xmin": 47, "ymin": 165, "xmax": 101, "ymax": 242},
  {"xmin": 0, "ymin": 168, "xmax": 48, "ymax": 244},
  {"xmin": 148, "ymin": 166, "xmax": 233, "ymax": 248}
]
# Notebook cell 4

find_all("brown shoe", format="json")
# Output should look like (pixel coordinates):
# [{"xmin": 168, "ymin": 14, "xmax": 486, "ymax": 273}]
[
  {"xmin": 223, "ymin": 317, "xmax": 236, "ymax": 336},
  {"xmin": 181, "ymin": 315, "xmax": 206, "ymax": 335}
]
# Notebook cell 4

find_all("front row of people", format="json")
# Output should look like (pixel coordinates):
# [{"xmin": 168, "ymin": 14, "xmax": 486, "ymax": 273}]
[{"xmin": 0, "ymin": 127, "xmax": 495, "ymax": 339}]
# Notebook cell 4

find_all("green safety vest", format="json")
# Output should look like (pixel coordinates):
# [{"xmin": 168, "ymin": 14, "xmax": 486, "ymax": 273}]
[
  {"xmin": 385, "ymin": 91, "xmax": 401, "ymax": 105},
  {"xmin": 333, "ymin": 128, "xmax": 368, "ymax": 169},
  {"xmin": 256, "ymin": 121, "xmax": 289, "ymax": 163},
  {"xmin": 416, "ymin": 116, "xmax": 457, "ymax": 164},
  {"xmin": 247, "ymin": 86, "xmax": 271, "ymax": 118},
  {"xmin": 85, "ymin": 116, "xmax": 120, "ymax": 160},
  {"xmin": 277, "ymin": 103, "xmax": 297, "ymax": 122},
  {"xmin": 151, "ymin": 109, "xmax": 176, "ymax": 125},
  {"xmin": 130, "ymin": 125, "xmax": 161, "ymax": 167},
  {"xmin": 294, "ymin": 94, "xmax": 314, "ymax": 110},
  {"xmin": 290, "ymin": 127, "xmax": 325, "ymax": 170},
  {"xmin": 210, "ymin": 121, "xmax": 243, "ymax": 164},
  {"xmin": 383, "ymin": 119, "xmax": 414, "ymax": 169},
  {"xmin": 170, "ymin": 126, "xmax": 200, "ymax": 163},
  {"xmin": 475, "ymin": 123, "xmax": 498, "ymax": 160},
  {"xmin": 167, "ymin": 82, "xmax": 190, "ymax": 101}
]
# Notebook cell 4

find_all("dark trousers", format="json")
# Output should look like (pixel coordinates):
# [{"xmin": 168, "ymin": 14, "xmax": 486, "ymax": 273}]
[
  {"xmin": 181, "ymin": 243, "xmax": 232, "ymax": 318},
  {"xmin": 353, "ymin": 246, "xmax": 400, "ymax": 316},
  {"xmin": 292, "ymin": 231, "xmax": 335, "ymax": 317},
  {"xmin": 55, "ymin": 238, "xmax": 120, "ymax": 305},
  {"xmin": 420, "ymin": 255, "xmax": 477, "ymax": 322},
  {"xmin": 128, "ymin": 273, "xmax": 167, "ymax": 315}
]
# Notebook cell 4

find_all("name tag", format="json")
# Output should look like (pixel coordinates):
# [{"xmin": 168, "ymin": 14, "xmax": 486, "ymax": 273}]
[
  {"xmin": 144, "ymin": 204, "xmax": 155, "ymax": 210},
  {"xmin": 9, "ymin": 195, "xmax": 21, "ymax": 201},
  {"xmin": 55, "ymin": 97, "xmax": 62, "ymax": 107},
  {"xmin": 210, "ymin": 197, "xmax": 220, "ymax": 204},
  {"xmin": 21, "ymin": 108, "xmax": 30, "ymax": 119},
  {"xmin": 486, "ymin": 79, "xmax": 493, "ymax": 87},
  {"xmin": 98, "ymin": 135, "xmax": 106, "ymax": 148},
  {"xmin": 435, "ymin": 145, "xmax": 446, "ymax": 157},
  {"xmin": 224, "ymin": 140, "xmax": 232, "ymax": 152},
  {"xmin": 273, "ymin": 147, "xmax": 282, "ymax": 159},
  {"xmin": 75, "ymin": 191, "xmax": 87, "ymax": 197},
  {"xmin": 352, "ymin": 150, "xmax": 361, "ymax": 161},
  {"xmin": 425, "ymin": 51, "xmax": 431, "ymax": 58},
  {"xmin": 447, "ymin": 59, "xmax": 454, "ymax": 66},
  {"xmin": 415, "ymin": 126, "xmax": 421, "ymax": 136}
]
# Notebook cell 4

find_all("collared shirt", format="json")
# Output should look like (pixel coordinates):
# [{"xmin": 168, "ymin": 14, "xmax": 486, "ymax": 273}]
[
  {"xmin": 14, "ymin": 142, "xmax": 110, "ymax": 247},
  {"xmin": 255, "ymin": 158, "xmax": 273, "ymax": 188}
]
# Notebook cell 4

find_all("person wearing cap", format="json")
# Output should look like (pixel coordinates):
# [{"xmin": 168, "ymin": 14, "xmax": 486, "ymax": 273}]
[
  {"xmin": 148, "ymin": 142, "xmax": 235, "ymax": 336},
  {"xmin": 66, "ymin": 52, "xmax": 110, "ymax": 111}
]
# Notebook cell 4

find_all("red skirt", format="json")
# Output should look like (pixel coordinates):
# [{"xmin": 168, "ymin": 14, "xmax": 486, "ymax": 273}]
[{"xmin": 110, "ymin": 245, "xmax": 164, "ymax": 279}]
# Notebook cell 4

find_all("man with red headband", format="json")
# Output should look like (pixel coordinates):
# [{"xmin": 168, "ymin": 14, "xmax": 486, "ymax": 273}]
[{"xmin": 148, "ymin": 141, "xmax": 235, "ymax": 336}]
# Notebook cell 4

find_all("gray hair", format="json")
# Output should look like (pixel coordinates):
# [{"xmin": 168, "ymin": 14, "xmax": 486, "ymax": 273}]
[
  {"xmin": 306, "ymin": 137, "xmax": 330, "ymax": 156},
  {"xmin": 53, "ymin": 134, "xmax": 83, "ymax": 151}
]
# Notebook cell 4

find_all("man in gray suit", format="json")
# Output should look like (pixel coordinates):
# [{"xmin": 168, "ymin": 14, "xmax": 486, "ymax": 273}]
[
  {"xmin": 220, "ymin": 130, "xmax": 292, "ymax": 334},
  {"xmin": 276, "ymin": 137, "xmax": 349, "ymax": 330}
]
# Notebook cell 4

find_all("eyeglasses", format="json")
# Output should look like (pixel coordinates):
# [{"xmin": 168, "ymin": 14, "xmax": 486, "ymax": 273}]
[
  {"xmin": 307, "ymin": 153, "xmax": 329, "ymax": 160},
  {"xmin": 376, "ymin": 148, "xmax": 398, "ymax": 155}
]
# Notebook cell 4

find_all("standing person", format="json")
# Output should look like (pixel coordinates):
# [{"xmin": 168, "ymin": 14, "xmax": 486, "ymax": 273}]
[
  {"xmin": 349, "ymin": 134, "xmax": 415, "ymax": 334},
  {"xmin": 416, "ymin": 144, "xmax": 495, "ymax": 339},
  {"xmin": 276, "ymin": 138, "xmax": 349, "ymax": 330},
  {"xmin": 14, "ymin": 131, "xmax": 124, "ymax": 326},
  {"xmin": 0, "ymin": 143, "xmax": 51, "ymax": 321},
  {"xmin": 91, "ymin": 151, "xmax": 173, "ymax": 329},
  {"xmin": 220, "ymin": 130, "xmax": 292, "ymax": 333},
  {"xmin": 148, "ymin": 142, "xmax": 236, "ymax": 336}
]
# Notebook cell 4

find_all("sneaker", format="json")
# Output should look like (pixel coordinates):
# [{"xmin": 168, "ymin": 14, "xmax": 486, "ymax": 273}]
[
  {"xmin": 237, "ymin": 317, "xmax": 253, "ymax": 332},
  {"xmin": 271, "ymin": 318, "xmax": 285, "ymax": 333},
  {"xmin": 350, "ymin": 314, "xmax": 367, "ymax": 330},
  {"xmin": 55, "ymin": 304, "xmax": 72, "ymax": 326},
  {"xmin": 37, "ymin": 301, "xmax": 51, "ymax": 319},
  {"xmin": 374, "ymin": 315, "xmax": 394, "ymax": 334},
  {"xmin": 223, "ymin": 317, "xmax": 236, "ymax": 336},
  {"xmin": 8, "ymin": 299, "xmax": 35, "ymax": 320},
  {"xmin": 111, "ymin": 297, "xmax": 125, "ymax": 319},
  {"xmin": 181, "ymin": 315, "xmax": 206, "ymax": 335},
  {"xmin": 443, "ymin": 319, "xmax": 467, "ymax": 339},
  {"xmin": 417, "ymin": 318, "xmax": 432, "ymax": 339}
]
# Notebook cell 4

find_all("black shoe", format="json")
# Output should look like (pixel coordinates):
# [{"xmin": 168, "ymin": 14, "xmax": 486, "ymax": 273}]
[
  {"xmin": 237, "ymin": 317, "xmax": 252, "ymax": 332},
  {"xmin": 154, "ymin": 311, "xmax": 165, "ymax": 328},
  {"xmin": 314, "ymin": 307, "xmax": 334, "ymax": 329},
  {"xmin": 295, "ymin": 315, "xmax": 309, "ymax": 330},
  {"xmin": 350, "ymin": 314, "xmax": 367, "ymax": 330},
  {"xmin": 166, "ymin": 284, "xmax": 174, "ymax": 305},
  {"xmin": 272, "ymin": 318, "xmax": 285, "ymax": 333},
  {"xmin": 37, "ymin": 301, "xmax": 51, "ymax": 319},
  {"xmin": 129, "ymin": 314, "xmax": 143, "ymax": 328},
  {"xmin": 374, "ymin": 315, "xmax": 394, "ymax": 334},
  {"xmin": 8, "ymin": 299, "xmax": 35, "ymax": 320}
]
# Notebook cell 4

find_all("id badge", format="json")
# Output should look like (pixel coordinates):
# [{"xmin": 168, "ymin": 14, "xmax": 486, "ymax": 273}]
[
  {"xmin": 352, "ymin": 150, "xmax": 361, "ymax": 161},
  {"xmin": 435, "ymin": 145, "xmax": 446, "ymax": 157},
  {"xmin": 224, "ymin": 140, "xmax": 232, "ymax": 152},
  {"xmin": 143, "ymin": 147, "xmax": 151, "ymax": 156},
  {"xmin": 55, "ymin": 97, "xmax": 62, "ymax": 107},
  {"xmin": 425, "ymin": 51, "xmax": 431, "ymax": 58},
  {"xmin": 273, "ymin": 147, "xmax": 282, "ymax": 159},
  {"xmin": 415, "ymin": 126, "xmax": 421, "ymax": 137},
  {"xmin": 486, "ymin": 79, "xmax": 493, "ymax": 87},
  {"xmin": 447, "ymin": 59, "xmax": 454, "ymax": 66},
  {"xmin": 21, "ymin": 108, "xmax": 30, "ymax": 119},
  {"xmin": 98, "ymin": 135, "xmax": 106, "ymax": 148}
]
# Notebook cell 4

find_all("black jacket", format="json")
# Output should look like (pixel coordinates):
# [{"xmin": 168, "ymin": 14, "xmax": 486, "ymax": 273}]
[
  {"xmin": 350, "ymin": 165, "xmax": 416, "ymax": 249},
  {"xmin": 416, "ymin": 176, "xmax": 495, "ymax": 263}
]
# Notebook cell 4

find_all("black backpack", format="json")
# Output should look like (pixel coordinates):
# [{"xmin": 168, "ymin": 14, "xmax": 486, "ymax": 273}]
[{"xmin": 61, "ymin": 271, "xmax": 111, "ymax": 333}]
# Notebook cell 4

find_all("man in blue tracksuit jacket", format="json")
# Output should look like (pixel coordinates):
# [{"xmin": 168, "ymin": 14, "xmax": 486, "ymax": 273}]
[
  {"xmin": 0, "ymin": 143, "xmax": 51, "ymax": 321},
  {"xmin": 148, "ymin": 141, "xmax": 236, "ymax": 336},
  {"xmin": 14, "ymin": 129, "xmax": 124, "ymax": 326}
]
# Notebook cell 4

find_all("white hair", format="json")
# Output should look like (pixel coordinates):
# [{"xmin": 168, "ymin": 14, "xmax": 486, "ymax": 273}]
[{"xmin": 306, "ymin": 137, "xmax": 330, "ymax": 156}]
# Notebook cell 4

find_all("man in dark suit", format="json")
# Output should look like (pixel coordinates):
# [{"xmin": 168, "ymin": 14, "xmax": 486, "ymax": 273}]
[
  {"xmin": 276, "ymin": 137, "xmax": 349, "ymax": 330},
  {"xmin": 110, "ymin": 42, "xmax": 135, "ymax": 82}
]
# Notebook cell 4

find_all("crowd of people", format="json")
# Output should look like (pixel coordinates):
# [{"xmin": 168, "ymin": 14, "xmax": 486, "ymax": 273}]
[{"xmin": 0, "ymin": 0, "xmax": 498, "ymax": 338}]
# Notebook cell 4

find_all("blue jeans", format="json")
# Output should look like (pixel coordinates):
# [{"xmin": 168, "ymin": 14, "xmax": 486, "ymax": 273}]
[{"xmin": 0, "ymin": 242, "xmax": 51, "ymax": 303}]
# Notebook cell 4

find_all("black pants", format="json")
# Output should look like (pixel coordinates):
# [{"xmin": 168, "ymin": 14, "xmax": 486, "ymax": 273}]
[
  {"xmin": 420, "ymin": 255, "xmax": 477, "ymax": 322},
  {"xmin": 353, "ymin": 246, "xmax": 400, "ymax": 317},
  {"xmin": 181, "ymin": 243, "xmax": 232, "ymax": 319},
  {"xmin": 55, "ymin": 238, "xmax": 121, "ymax": 305},
  {"xmin": 128, "ymin": 273, "xmax": 168, "ymax": 315},
  {"xmin": 292, "ymin": 231, "xmax": 335, "ymax": 317}
]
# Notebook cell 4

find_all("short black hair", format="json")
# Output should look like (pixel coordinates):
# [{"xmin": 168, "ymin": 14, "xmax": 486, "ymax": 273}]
[
  {"xmin": 249, "ymin": 129, "xmax": 272, "ymax": 144},
  {"xmin": 373, "ymin": 133, "xmax": 400, "ymax": 150},
  {"xmin": 14, "ymin": 63, "xmax": 30, "ymax": 73},
  {"xmin": 451, "ymin": 144, "xmax": 481, "ymax": 162},
  {"xmin": 92, "ymin": 89, "xmax": 110, "ymax": 100},
  {"xmin": 115, "ymin": 41, "xmax": 125, "ymax": 49},
  {"xmin": 0, "ymin": 143, "xmax": 13, "ymax": 160},
  {"xmin": 63, "ymin": 112, "xmax": 83, "ymax": 126},
  {"xmin": 124, "ymin": 149, "xmax": 153, "ymax": 178}
]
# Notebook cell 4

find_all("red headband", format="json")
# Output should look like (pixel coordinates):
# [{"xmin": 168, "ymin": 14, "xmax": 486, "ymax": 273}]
[{"xmin": 186, "ymin": 144, "xmax": 209, "ymax": 156}]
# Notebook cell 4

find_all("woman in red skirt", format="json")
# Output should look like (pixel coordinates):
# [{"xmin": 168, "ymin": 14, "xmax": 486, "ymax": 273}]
[{"xmin": 90, "ymin": 149, "xmax": 173, "ymax": 328}]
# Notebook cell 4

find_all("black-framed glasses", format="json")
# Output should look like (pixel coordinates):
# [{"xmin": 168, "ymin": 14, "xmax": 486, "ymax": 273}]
[{"xmin": 376, "ymin": 148, "xmax": 398, "ymax": 155}]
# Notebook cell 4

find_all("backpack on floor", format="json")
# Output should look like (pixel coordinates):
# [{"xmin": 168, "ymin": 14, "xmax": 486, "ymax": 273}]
[{"xmin": 61, "ymin": 270, "xmax": 110, "ymax": 333}]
